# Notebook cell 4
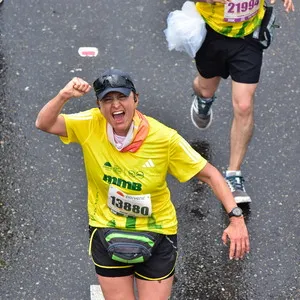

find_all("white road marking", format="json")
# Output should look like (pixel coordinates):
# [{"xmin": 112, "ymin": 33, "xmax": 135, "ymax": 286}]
[
  {"xmin": 90, "ymin": 285, "xmax": 105, "ymax": 300},
  {"xmin": 78, "ymin": 47, "xmax": 99, "ymax": 57}
]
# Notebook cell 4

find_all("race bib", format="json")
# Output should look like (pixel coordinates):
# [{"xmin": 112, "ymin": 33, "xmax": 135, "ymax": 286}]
[
  {"xmin": 224, "ymin": 0, "xmax": 260, "ymax": 23},
  {"xmin": 107, "ymin": 185, "xmax": 152, "ymax": 217}
]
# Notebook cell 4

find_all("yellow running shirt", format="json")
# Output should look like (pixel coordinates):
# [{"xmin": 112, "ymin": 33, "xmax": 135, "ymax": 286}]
[
  {"xmin": 196, "ymin": 0, "xmax": 265, "ymax": 37},
  {"xmin": 60, "ymin": 108, "xmax": 207, "ymax": 235}
]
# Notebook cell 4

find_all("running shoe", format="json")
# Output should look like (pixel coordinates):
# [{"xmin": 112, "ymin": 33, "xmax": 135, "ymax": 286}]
[
  {"xmin": 0, "ymin": 0, "xmax": 3, "ymax": 5},
  {"xmin": 190, "ymin": 95, "xmax": 215, "ymax": 130},
  {"xmin": 225, "ymin": 174, "xmax": 252, "ymax": 204}
]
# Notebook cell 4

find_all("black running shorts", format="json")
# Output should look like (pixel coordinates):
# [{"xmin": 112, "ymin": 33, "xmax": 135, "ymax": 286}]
[
  {"xmin": 195, "ymin": 25, "xmax": 263, "ymax": 84},
  {"xmin": 89, "ymin": 227, "xmax": 178, "ymax": 281}
]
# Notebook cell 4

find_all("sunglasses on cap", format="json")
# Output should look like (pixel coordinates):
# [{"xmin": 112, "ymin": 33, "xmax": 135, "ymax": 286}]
[{"xmin": 93, "ymin": 74, "xmax": 136, "ymax": 99}]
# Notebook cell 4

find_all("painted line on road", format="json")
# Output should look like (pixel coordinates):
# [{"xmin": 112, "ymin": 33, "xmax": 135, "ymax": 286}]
[
  {"xmin": 90, "ymin": 285, "xmax": 105, "ymax": 300},
  {"xmin": 78, "ymin": 47, "xmax": 99, "ymax": 57}
]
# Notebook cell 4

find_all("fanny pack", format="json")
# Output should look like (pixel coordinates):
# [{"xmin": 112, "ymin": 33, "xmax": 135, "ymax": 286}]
[
  {"xmin": 98, "ymin": 228, "xmax": 163, "ymax": 264},
  {"xmin": 251, "ymin": 4, "xmax": 278, "ymax": 49}
]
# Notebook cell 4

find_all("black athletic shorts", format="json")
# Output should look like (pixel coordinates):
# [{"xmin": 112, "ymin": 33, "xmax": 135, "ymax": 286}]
[
  {"xmin": 89, "ymin": 226, "xmax": 178, "ymax": 281},
  {"xmin": 195, "ymin": 24, "xmax": 263, "ymax": 84}
]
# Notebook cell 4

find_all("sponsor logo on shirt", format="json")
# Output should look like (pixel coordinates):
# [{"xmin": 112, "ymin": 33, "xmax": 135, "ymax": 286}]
[
  {"xmin": 128, "ymin": 170, "xmax": 145, "ymax": 179},
  {"xmin": 142, "ymin": 159, "xmax": 155, "ymax": 168},
  {"xmin": 103, "ymin": 174, "xmax": 142, "ymax": 191}
]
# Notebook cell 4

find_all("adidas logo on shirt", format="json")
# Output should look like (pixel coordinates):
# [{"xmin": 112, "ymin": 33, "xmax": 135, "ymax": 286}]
[{"xmin": 142, "ymin": 159, "xmax": 155, "ymax": 168}]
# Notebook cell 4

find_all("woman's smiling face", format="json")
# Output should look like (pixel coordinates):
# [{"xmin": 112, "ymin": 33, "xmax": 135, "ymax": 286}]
[{"xmin": 98, "ymin": 91, "xmax": 138, "ymax": 136}]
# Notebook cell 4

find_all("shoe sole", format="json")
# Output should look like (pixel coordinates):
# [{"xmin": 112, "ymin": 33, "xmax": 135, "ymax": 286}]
[
  {"xmin": 190, "ymin": 104, "xmax": 213, "ymax": 131},
  {"xmin": 234, "ymin": 196, "xmax": 252, "ymax": 204}
]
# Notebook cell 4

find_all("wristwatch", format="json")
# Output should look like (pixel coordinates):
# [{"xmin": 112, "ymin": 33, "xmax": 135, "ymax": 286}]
[{"xmin": 228, "ymin": 207, "xmax": 243, "ymax": 218}]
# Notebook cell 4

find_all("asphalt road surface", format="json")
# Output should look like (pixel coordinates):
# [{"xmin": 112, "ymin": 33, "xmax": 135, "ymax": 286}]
[{"xmin": 0, "ymin": 1, "xmax": 299, "ymax": 299}]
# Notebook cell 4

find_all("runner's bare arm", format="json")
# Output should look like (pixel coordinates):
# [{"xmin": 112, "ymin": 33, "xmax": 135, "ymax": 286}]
[
  {"xmin": 195, "ymin": 163, "xmax": 250, "ymax": 260},
  {"xmin": 35, "ymin": 77, "xmax": 91, "ymax": 137},
  {"xmin": 195, "ymin": 163, "xmax": 238, "ymax": 213}
]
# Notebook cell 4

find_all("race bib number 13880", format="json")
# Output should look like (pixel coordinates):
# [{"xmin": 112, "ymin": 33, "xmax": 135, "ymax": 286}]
[{"xmin": 107, "ymin": 185, "xmax": 152, "ymax": 218}]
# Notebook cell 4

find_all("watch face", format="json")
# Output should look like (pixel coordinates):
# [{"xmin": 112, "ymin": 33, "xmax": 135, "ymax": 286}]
[{"xmin": 232, "ymin": 207, "xmax": 243, "ymax": 216}]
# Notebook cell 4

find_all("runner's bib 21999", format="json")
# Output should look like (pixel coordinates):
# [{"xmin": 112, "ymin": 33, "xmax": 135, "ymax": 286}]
[
  {"xmin": 107, "ymin": 185, "xmax": 152, "ymax": 217},
  {"xmin": 224, "ymin": 0, "xmax": 261, "ymax": 22}
]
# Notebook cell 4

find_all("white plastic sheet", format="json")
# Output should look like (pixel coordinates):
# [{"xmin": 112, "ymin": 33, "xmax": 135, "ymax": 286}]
[{"xmin": 164, "ymin": 1, "xmax": 207, "ymax": 58}]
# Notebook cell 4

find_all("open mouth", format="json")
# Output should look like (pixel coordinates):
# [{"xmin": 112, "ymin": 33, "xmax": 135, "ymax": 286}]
[{"xmin": 112, "ymin": 111, "xmax": 125, "ymax": 122}]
